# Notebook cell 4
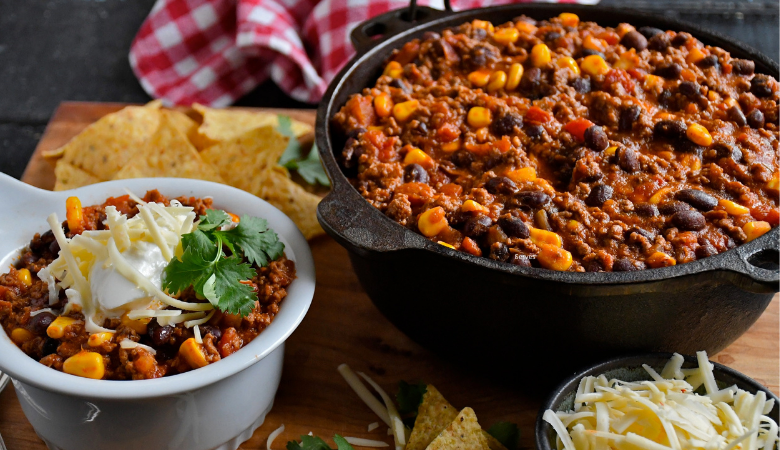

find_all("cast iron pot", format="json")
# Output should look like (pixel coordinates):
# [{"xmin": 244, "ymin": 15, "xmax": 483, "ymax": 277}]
[{"xmin": 315, "ymin": 4, "xmax": 780, "ymax": 373}]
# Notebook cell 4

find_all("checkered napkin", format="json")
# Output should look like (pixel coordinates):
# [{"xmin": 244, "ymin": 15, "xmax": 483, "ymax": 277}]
[{"xmin": 129, "ymin": 0, "xmax": 598, "ymax": 107}]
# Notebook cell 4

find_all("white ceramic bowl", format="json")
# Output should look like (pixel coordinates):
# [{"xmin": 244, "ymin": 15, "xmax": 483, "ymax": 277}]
[{"xmin": 0, "ymin": 174, "xmax": 316, "ymax": 450}]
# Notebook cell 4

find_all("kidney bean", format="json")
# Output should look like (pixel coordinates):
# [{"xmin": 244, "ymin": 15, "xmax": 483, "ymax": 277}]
[
  {"xmin": 586, "ymin": 184, "xmax": 613, "ymax": 206},
  {"xmin": 675, "ymin": 189, "xmax": 718, "ymax": 211},
  {"xmin": 516, "ymin": 190, "xmax": 551, "ymax": 207},
  {"xmin": 627, "ymin": 227, "xmax": 654, "ymax": 240},
  {"xmin": 463, "ymin": 215, "xmax": 493, "ymax": 238},
  {"xmin": 485, "ymin": 176, "xmax": 518, "ymax": 195},
  {"xmin": 697, "ymin": 55, "xmax": 719, "ymax": 69},
  {"xmin": 525, "ymin": 124, "xmax": 545, "ymax": 138},
  {"xmin": 389, "ymin": 78, "xmax": 411, "ymax": 93},
  {"xmin": 521, "ymin": 67, "xmax": 542, "ymax": 90},
  {"xmin": 647, "ymin": 33, "xmax": 671, "ymax": 51},
  {"xmin": 508, "ymin": 253, "xmax": 532, "ymax": 267},
  {"xmin": 638, "ymin": 27, "xmax": 664, "ymax": 39},
  {"xmin": 29, "ymin": 312, "xmax": 56, "ymax": 334},
  {"xmin": 545, "ymin": 31, "xmax": 562, "ymax": 41},
  {"xmin": 489, "ymin": 242, "xmax": 510, "ymax": 262},
  {"xmin": 678, "ymin": 81, "xmax": 699, "ymax": 97},
  {"xmin": 747, "ymin": 109, "xmax": 765, "ymax": 129},
  {"xmin": 751, "ymin": 74, "xmax": 773, "ymax": 97},
  {"xmin": 655, "ymin": 62, "xmax": 682, "ymax": 79},
  {"xmin": 659, "ymin": 201, "xmax": 690, "ymax": 215},
  {"xmin": 491, "ymin": 113, "xmax": 523, "ymax": 136},
  {"xmin": 619, "ymin": 105, "xmax": 642, "ymax": 131},
  {"xmin": 620, "ymin": 31, "xmax": 647, "ymax": 51},
  {"xmin": 404, "ymin": 164, "xmax": 429, "ymax": 183},
  {"xmin": 728, "ymin": 106, "xmax": 748, "ymax": 127},
  {"xmin": 713, "ymin": 143, "xmax": 743, "ymax": 162},
  {"xmin": 580, "ymin": 48, "xmax": 604, "ymax": 58},
  {"xmin": 584, "ymin": 126, "xmax": 609, "ymax": 151},
  {"xmin": 616, "ymin": 146, "xmax": 640, "ymax": 173},
  {"xmin": 42, "ymin": 338, "xmax": 59, "ymax": 356},
  {"xmin": 695, "ymin": 243, "xmax": 718, "ymax": 259},
  {"xmin": 635, "ymin": 203, "xmax": 659, "ymax": 217},
  {"xmin": 671, "ymin": 32, "xmax": 692, "ymax": 47},
  {"xmin": 731, "ymin": 59, "xmax": 755, "ymax": 76},
  {"xmin": 584, "ymin": 260, "xmax": 603, "ymax": 272},
  {"xmin": 571, "ymin": 77, "xmax": 591, "ymax": 94},
  {"xmin": 613, "ymin": 258, "xmax": 641, "ymax": 272},
  {"xmin": 451, "ymin": 150, "xmax": 474, "ymax": 168},
  {"xmin": 498, "ymin": 215, "xmax": 530, "ymax": 238},
  {"xmin": 654, "ymin": 120, "xmax": 687, "ymax": 140},
  {"xmin": 672, "ymin": 209, "xmax": 706, "ymax": 231}
]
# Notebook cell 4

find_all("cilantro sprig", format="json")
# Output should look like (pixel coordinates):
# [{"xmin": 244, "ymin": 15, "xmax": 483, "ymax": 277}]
[
  {"xmin": 162, "ymin": 209, "xmax": 285, "ymax": 316},
  {"xmin": 287, "ymin": 434, "xmax": 354, "ymax": 450},
  {"xmin": 277, "ymin": 115, "xmax": 331, "ymax": 186}
]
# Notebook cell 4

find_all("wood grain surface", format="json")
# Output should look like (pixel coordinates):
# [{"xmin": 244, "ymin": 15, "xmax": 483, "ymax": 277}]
[{"xmin": 3, "ymin": 102, "xmax": 778, "ymax": 450}]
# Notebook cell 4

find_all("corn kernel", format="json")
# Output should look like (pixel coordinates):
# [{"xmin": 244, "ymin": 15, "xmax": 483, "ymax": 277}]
[
  {"xmin": 487, "ymin": 70, "xmax": 507, "ymax": 92},
  {"xmin": 374, "ymin": 93, "xmax": 394, "ymax": 118},
  {"xmin": 616, "ymin": 23, "xmax": 636, "ymax": 38},
  {"xmin": 506, "ymin": 63, "xmax": 524, "ymax": 90},
  {"xmin": 516, "ymin": 21, "xmax": 537, "ymax": 34},
  {"xmin": 66, "ymin": 196, "xmax": 83, "ymax": 234},
  {"xmin": 686, "ymin": 123, "xmax": 713, "ymax": 147},
  {"xmin": 88, "ymin": 332, "xmax": 114, "ymax": 347},
  {"xmin": 724, "ymin": 97, "xmax": 738, "ymax": 108},
  {"xmin": 531, "ymin": 44, "xmax": 552, "ymax": 67},
  {"xmin": 767, "ymin": 172, "xmax": 780, "ymax": 193},
  {"xmin": 537, "ymin": 244, "xmax": 573, "ymax": 271},
  {"xmin": 468, "ymin": 69, "xmax": 492, "ymax": 87},
  {"xmin": 566, "ymin": 220, "xmax": 581, "ymax": 232},
  {"xmin": 687, "ymin": 47, "xmax": 707, "ymax": 64},
  {"xmin": 583, "ymin": 35, "xmax": 607, "ymax": 52},
  {"xmin": 17, "ymin": 268, "xmax": 32, "ymax": 287},
  {"xmin": 647, "ymin": 252, "xmax": 677, "ymax": 268},
  {"xmin": 649, "ymin": 187, "xmax": 673, "ymax": 205},
  {"xmin": 180, "ymin": 337, "xmax": 209, "ymax": 369},
  {"xmin": 47, "ymin": 316, "xmax": 77, "ymax": 339},
  {"xmin": 404, "ymin": 148, "xmax": 434, "ymax": 168},
  {"xmin": 392, "ymin": 100, "xmax": 419, "ymax": 122},
  {"xmin": 11, "ymin": 328, "xmax": 34, "ymax": 344},
  {"xmin": 63, "ymin": 351, "xmax": 105, "ymax": 379},
  {"xmin": 493, "ymin": 28, "xmax": 520, "ymax": 45},
  {"xmin": 461, "ymin": 200, "xmax": 489, "ymax": 214},
  {"xmin": 559, "ymin": 12, "xmax": 579, "ymax": 27},
  {"xmin": 614, "ymin": 50, "xmax": 639, "ymax": 70},
  {"xmin": 719, "ymin": 198, "xmax": 750, "ymax": 215},
  {"xmin": 437, "ymin": 241, "xmax": 456, "ymax": 249},
  {"xmin": 383, "ymin": 61, "xmax": 403, "ymax": 78},
  {"xmin": 472, "ymin": 20, "xmax": 494, "ymax": 34},
  {"xmin": 604, "ymin": 146, "xmax": 618, "ymax": 157},
  {"xmin": 121, "ymin": 312, "xmax": 150, "ymax": 335},
  {"xmin": 506, "ymin": 167, "xmax": 537, "ymax": 183},
  {"xmin": 644, "ymin": 74, "xmax": 664, "ymax": 90},
  {"xmin": 707, "ymin": 90, "xmax": 719, "ymax": 102},
  {"xmin": 467, "ymin": 107, "xmax": 492, "ymax": 128},
  {"xmin": 418, "ymin": 207, "xmax": 448, "ymax": 238},
  {"xmin": 555, "ymin": 57, "xmax": 580, "ymax": 75},
  {"xmin": 743, "ymin": 221, "xmax": 771, "ymax": 242},
  {"xmin": 530, "ymin": 227, "xmax": 563, "ymax": 248},
  {"xmin": 441, "ymin": 140, "xmax": 461, "ymax": 153},
  {"xmin": 580, "ymin": 54, "xmax": 610, "ymax": 77}
]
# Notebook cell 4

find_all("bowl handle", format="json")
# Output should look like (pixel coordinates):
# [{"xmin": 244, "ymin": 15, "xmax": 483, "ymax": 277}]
[{"xmin": 350, "ymin": 5, "xmax": 453, "ymax": 54}]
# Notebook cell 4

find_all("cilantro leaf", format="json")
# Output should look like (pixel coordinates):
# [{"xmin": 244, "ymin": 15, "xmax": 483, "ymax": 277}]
[
  {"xmin": 487, "ymin": 422, "xmax": 520, "ymax": 450},
  {"xmin": 296, "ymin": 143, "xmax": 331, "ymax": 186},
  {"xmin": 278, "ymin": 115, "xmax": 303, "ymax": 168},
  {"xmin": 162, "ymin": 245, "xmax": 214, "ymax": 296},
  {"xmin": 216, "ymin": 215, "xmax": 284, "ymax": 266},
  {"xmin": 276, "ymin": 115, "xmax": 330, "ymax": 186},
  {"xmin": 333, "ymin": 435, "xmax": 355, "ymax": 450},
  {"xmin": 287, "ymin": 435, "xmax": 332, "ymax": 450},
  {"xmin": 397, "ymin": 381, "xmax": 427, "ymax": 415},
  {"xmin": 198, "ymin": 209, "xmax": 232, "ymax": 231},
  {"xmin": 213, "ymin": 256, "xmax": 257, "ymax": 316}
]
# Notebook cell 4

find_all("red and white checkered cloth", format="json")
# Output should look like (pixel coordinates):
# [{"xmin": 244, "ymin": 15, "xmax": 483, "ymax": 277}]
[{"xmin": 130, "ymin": 0, "xmax": 598, "ymax": 106}]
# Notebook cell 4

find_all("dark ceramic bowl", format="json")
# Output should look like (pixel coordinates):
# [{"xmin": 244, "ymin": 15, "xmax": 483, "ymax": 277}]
[
  {"xmin": 315, "ymin": 4, "xmax": 780, "ymax": 373},
  {"xmin": 535, "ymin": 353, "xmax": 780, "ymax": 450}
]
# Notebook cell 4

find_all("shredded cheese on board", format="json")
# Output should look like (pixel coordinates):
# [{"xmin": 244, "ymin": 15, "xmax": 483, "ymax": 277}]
[
  {"xmin": 344, "ymin": 437, "xmax": 391, "ymax": 447},
  {"xmin": 338, "ymin": 364, "xmax": 392, "ymax": 426},
  {"xmin": 267, "ymin": 424, "xmax": 285, "ymax": 450},
  {"xmin": 368, "ymin": 422, "xmax": 380, "ymax": 432},
  {"xmin": 544, "ymin": 352, "xmax": 779, "ymax": 450}
]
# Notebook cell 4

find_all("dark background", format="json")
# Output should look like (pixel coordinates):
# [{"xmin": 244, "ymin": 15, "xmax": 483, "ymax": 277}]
[{"xmin": 1, "ymin": 0, "xmax": 777, "ymax": 180}]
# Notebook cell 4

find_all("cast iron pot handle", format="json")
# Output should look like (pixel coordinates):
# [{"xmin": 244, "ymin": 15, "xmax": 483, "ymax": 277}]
[
  {"xmin": 350, "ymin": 4, "xmax": 454, "ymax": 55},
  {"xmin": 729, "ymin": 229, "xmax": 780, "ymax": 290}
]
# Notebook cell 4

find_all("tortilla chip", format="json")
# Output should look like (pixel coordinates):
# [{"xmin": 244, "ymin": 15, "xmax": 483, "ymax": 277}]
[
  {"xmin": 425, "ymin": 408, "xmax": 489, "ymax": 450},
  {"xmin": 166, "ymin": 109, "xmax": 201, "ymax": 145},
  {"xmin": 193, "ymin": 103, "xmax": 312, "ymax": 148},
  {"xmin": 200, "ymin": 126, "xmax": 289, "ymax": 193},
  {"xmin": 256, "ymin": 167, "xmax": 324, "ymax": 239},
  {"xmin": 113, "ymin": 111, "xmax": 223, "ymax": 182},
  {"xmin": 53, "ymin": 161, "xmax": 102, "ymax": 191},
  {"xmin": 47, "ymin": 105, "xmax": 161, "ymax": 179},
  {"xmin": 407, "ymin": 385, "xmax": 460, "ymax": 450}
]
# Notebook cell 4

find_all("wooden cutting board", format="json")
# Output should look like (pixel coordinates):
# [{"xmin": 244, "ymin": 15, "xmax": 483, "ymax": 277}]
[{"xmin": 2, "ymin": 102, "xmax": 778, "ymax": 450}]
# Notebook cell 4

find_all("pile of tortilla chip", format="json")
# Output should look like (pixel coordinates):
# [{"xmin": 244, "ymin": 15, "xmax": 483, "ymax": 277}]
[
  {"xmin": 407, "ymin": 385, "xmax": 507, "ymax": 450},
  {"xmin": 44, "ymin": 101, "xmax": 324, "ymax": 239}
]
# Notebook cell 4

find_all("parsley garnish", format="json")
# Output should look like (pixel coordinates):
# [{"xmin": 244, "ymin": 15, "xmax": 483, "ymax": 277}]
[
  {"xmin": 162, "ymin": 209, "xmax": 285, "ymax": 316},
  {"xmin": 397, "ymin": 380, "xmax": 427, "ymax": 428},
  {"xmin": 487, "ymin": 422, "xmax": 520, "ymax": 450},
  {"xmin": 287, "ymin": 434, "xmax": 355, "ymax": 450},
  {"xmin": 277, "ymin": 115, "xmax": 331, "ymax": 186}
]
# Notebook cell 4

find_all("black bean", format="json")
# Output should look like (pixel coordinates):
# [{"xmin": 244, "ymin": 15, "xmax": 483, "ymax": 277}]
[
  {"xmin": 675, "ymin": 189, "xmax": 718, "ymax": 211},
  {"xmin": 515, "ymin": 190, "xmax": 551, "ymax": 207},
  {"xmin": 750, "ymin": 74, "xmax": 773, "ymax": 98},
  {"xmin": 200, "ymin": 325, "xmax": 222, "ymax": 342},
  {"xmin": 613, "ymin": 258, "xmax": 640, "ymax": 272},
  {"xmin": 545, "ymin": 31, "xmax": 562, "ymax": 41},
  {"xmin": 422, "ymin": 31, "xmax": 441, "ymax": 41},
  {"xmin": 731, "ymin": 59, "xmax": 755, "ymax": 76},
  {"xmin": 654, "ymin": 120, "xmax": 687, "ymax": 140},
  {"xmin": 521, "ymin": 67, "xmax": 542, "ymax": 90},
  {"xmin": 647, "ymin": 32, "xmax": 671, "ymax": 51},
  {"xmin": 584, "ymin": 125, "xmax": 609, "ymax": 151},
  {"xmin": 49, "ymin": 239, "xmax": 60, "ymax": 255},
  {"xmin": 29, "ymin": 312, "xmax": 56, "ymax": 334},
  {"xmin": 584, "ymin": 260, "xmax": 603, "ymax": 272},
  {"xmin": 627, "ymin": 227, "xmax": 654, "ymax": 240},
  {"xmin": 671, "ymin": 32, "xmax": 692, "ymax": 47},
  {"xmin": 639, "ymin": 27, "xmax": 664, "ymax": 39},
  {"xmin": 620, "ymin": 30, "xmax": 647, "ymax": 51},
  {"xmin": 616, "ymin": 146, "xmax": 640, "ymax": 173},
  {"xmin": 346, "ymin": 127, "xmax": 366, "ymax": 139},
  {"xmin": 498, "ymin": 216, "xmax": 530, "ymax": 238},
  {"xmin": 463, "ymin": 215, "xmax": 493, "ymax": 237},
  {"xmin": 469, "ymin": 44, "xmax": 498, "ymax": 70},
  {"xmin": 695, "ymin": 243, "xmax": 718, "ymax": 259},
  {"xmin": 483, "ymin": 154, "xmax": 503, "ymax": 171},
  {"xmin": 150, "ymin": 324, "xmax": 173, "ymax": 346},
  {"xmin": 411, "ymin": 121, "xmax": 428, "ymax": 135},
  {"xmin": 489, "ymin": 243, "xmax": 511, "ymax": 262},
  {"xmin": 389, "ymin": 78, "xmax": 411, "ymax": 93},
  {"xmin": 508, "ymin": 253, "xmax": 532, "ymax": 267},
  {"xmin": 451, "ymin": 150, "xmax": 474, "ymax": 168},
  {"xmin": 728, "ymin": 106, "xmax": 748, "ymax": 127},
  {"xmin": 619, "ymin": 105, "xmax": 642, "ymax": 131},
  {"xmin": 485, "ymin": 176, "xmax": 518, "ymax": 195},
  {"xmin": 747, "ymin": 109, "xmax": 765, "ymax": 129},
  {"xmin": 571, "ymin": 77, "xmax": 591, "ymax": 94},
  {"xmin": 672, "ymin": 209, "xmax": 706, "ymax": 231},
  {"xmin": 580, "ymin": 48, "xmax": 604, "ymax": 58},
  {"xmin": 472, "ymin": 27, "xmax": 487, "ymax": 40},
  {"xmin": 586, "ymin": 184, "xmax": 613, "ymax": 206},
  {"xmin": 635, "ymin": 203, "xmax": 659, "ymax": 217},
  {"xmin": 713, "ymin": 143, "xmax": 743, "ymax": 162},
  {"xmin": 698, "ymin": 55, "xmax": 720, "ymax": 69},
  {"xmin": 41, "ymin": 338, "xmax": 59, "ymax": 356},
  {"xmin": 695, "ymin": 93, "xmax": 709, "ymax": 108},
  {"xmin": 657, "ymin": 90, "xmax": 673, "ymax": 107},
  {"xmin": 678, "ymin": 81, "xmax": 699, "ymax": 97},
  {"xmin": 491, "ymin": 113, "xmax": 523, "ymax": 136},
  {"xmin": 655, "ymin": 63, "xmax": 682, "ymax": 79},
  {"xmin": 404, "ymin": 164, "xmax": 429, "ymax": 183},
  {"xmin": 525, "ymin": 124, "xmax": 545, "ymax": 138}
]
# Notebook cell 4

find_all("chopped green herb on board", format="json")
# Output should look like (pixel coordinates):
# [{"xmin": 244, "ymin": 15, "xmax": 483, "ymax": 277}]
[{"xmin": 277, "ymin": 115, "xmax": 330, "ymax": 186}]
